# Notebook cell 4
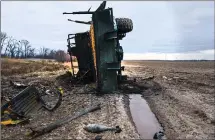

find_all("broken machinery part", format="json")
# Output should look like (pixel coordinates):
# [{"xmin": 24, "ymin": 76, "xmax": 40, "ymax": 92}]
[
  {"xmin": 26, "ymin": 103, "xmax": 101, "ymax": 138},
  {"xmin": 1, "ymin": 86, "xmax": 63, "ymax": 125}
]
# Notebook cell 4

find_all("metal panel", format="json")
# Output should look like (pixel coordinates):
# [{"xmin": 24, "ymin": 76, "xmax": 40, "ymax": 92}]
[
  {"xmin": 74, "ymin": 33, "xmax": 92, "ymax": 71},
  {"xmin": 70, "ymin": 32, "xmax": 96, "ymax": 82},
  {"xmin": 93, "ymin": 8, "xmax": 119, "ymax": 93}
]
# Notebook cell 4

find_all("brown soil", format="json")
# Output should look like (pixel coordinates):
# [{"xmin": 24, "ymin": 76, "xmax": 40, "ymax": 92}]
[
  {"xmin": 1, "ymin": 60, "xmax": 214, "ymax": 139},
  {"xmin": 122, "ymin": 60, "xmax": 215, "ymax": 139},
  {"xmin": 1, "ymin": 59, "xmax": 139, "ymax": 140}
]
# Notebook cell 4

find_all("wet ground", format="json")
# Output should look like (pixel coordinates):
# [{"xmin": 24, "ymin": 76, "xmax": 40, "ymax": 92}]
[
  {"xmin": 123, "ymin": 60, "xmax": 215, "ymax": 139},
  {"xmin": 129, "ymin": 94, "xmax": 164, "ymax": 139},
  {"xmin": 1, "ymin": 69, "xmax": 140, "ymax": 139},
  {"xmin": 1, "ymin": 60, "xmax": 214, "ymax": 139}
]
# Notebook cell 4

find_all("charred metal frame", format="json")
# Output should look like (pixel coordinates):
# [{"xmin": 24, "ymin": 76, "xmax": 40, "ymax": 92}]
[{"xmin": 63, "ymin": 1, "xmax": 130, "ymax": 92}]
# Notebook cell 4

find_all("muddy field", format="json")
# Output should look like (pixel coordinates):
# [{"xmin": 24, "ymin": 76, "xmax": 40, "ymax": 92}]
[
  {"xmin": 1, "ymin": 59, "xmax": 139, "ymax": 140},
  {"xmin": 1, "ymin": 59, "xmax": 214, "ymax": 139},
  {"xmin": 122, "ymin": 60, "xmax": 215, "ymax": 139}
]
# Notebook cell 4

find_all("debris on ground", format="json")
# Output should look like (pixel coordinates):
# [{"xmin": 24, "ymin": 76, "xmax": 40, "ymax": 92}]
[
  {"xmin": 162, "ymin": 76, "xmax": 167, "ymax": 80},
  {"xmin": 83, "ymin": 124, "xmax": 122, "ymax": 133},
  {"xmin": 40, "ymin": 87, "xmax": 63, "ymax": 111},
  {"xmin": 1, "ymin": 110, "xmax": 30, "ymax": 126},
  {"xmin": 1, "ymin": 65, "xmax": 139, "ymax": 139},
  {"xmin": 27, "ymin": 104, "xmax": 101, "ymax": 138},
  {"xmin": 143, "ymin": 75, "xmax": 154, "ymax": 80},
  {"xmin": 94, "ymin": 135, "xmax": 103, "ymax": 140},
  {"xmin": 1, "ymin": 86, "xmax": 44, "ymax": 121},
  {"xmin": 153, "ymin": 131, "xmax": 164, "ymax": 140},
  {"xmin": 1, "ymin": 85, "xmax": 62, "ymax": 126},
  {"xmin": 2, "ymin": 96, "xmax": 10, "ymax": 102},
  {"xmin": 2, "ymin": 59, "xmax": 214, "ymax": 139},
  {"xmin": 10, "ymin": 81, "xmax": 28, "ymax": 88}
]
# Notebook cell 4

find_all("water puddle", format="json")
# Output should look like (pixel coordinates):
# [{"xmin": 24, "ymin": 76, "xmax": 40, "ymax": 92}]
[{"xmin": 129, "ymin": 94, "xmax": 164, "ymax": 139}]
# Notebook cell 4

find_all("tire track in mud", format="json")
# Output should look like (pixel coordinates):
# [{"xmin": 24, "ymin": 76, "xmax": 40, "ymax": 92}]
[
  {"xmin": 123, "ymin": 62, "xmax": 215, "ymax": 139},
  {"xmin": 144, "ymin": 82, "xmax": 215, "ymax": 139},
  {"xmin": 116, "ymin": 95, "xmax": 140, "ymax": 139},
  {"xmin": 124, "ymin": 66, "xmax": 178, "ymax": 139},
  {"xmin": 122, "ymin": 94, "xmax": 142, "ymax": 139},
  {"xmin": 160, "ymin": 81, "xmax": 215, "ymax": 120}
]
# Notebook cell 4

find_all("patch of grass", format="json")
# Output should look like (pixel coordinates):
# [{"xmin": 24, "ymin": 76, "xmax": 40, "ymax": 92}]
[{"xmin": 1, "ymin": 58, "xmax": 67, "ymax": 76}]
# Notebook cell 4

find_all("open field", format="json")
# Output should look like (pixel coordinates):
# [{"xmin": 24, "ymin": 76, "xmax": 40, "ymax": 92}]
[
  {"xmin": 1, "ymin": 59, "xmax": 214, "ymax": 139},
  {"xmin": 122, "ymin": 60, "xmax": 215, "ymax": 139},
  {"xmin": 1, "ymin": 58, "xmax": 69, "ymax": 76}
]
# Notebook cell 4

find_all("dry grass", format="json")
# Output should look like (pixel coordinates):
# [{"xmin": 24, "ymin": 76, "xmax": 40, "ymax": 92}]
[{"xmin": 1, "ymin": 58, "xmax": 68, "ymax": 76}]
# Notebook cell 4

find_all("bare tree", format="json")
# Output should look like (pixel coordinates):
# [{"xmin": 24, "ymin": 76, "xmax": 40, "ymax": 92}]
[
  {"xmin": 20, "ymin": 40, "xmax": 31, "ymax": 58},
  {"xmin": 1, "ymin": 32, "xmax": 60, "ymax": 59},
  {"xmin": 55, "ymin": 50, "xmax": 67, "ymax": 62},
  {"xmin": 44, "ymin": 48, "xmax": 49, "ymax": 58},
  {"xmin": 39, "ymin": 47, "xmax": 44, "ymax": 58},
  {"xmin": 49, "ymin": 50, "xmax": 57, "ymax": 59},
  {"xmin": 29, "ymin": 48, "xmax": 36, "ymax": 57},
  {"xmin": 15, "ymin": 41, "xmax": 23, "ymax": 58},
  {"xmin": 5, "ymin": 38, "xmax": 18, "ymax": 58},
  {"xmin": 39, "ymin": 47, "xmax": 49, "ymax": 58},
  {"xmin": 0, "ymin": 32, "xmax": 8, "ymax": 53},
  {"xmin": 4, "ymin": 36, "xmax": 12, "ymax": 56}
]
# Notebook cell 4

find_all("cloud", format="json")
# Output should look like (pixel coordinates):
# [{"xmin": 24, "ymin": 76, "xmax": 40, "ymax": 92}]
[
  {"xmin": 168, "ymin": 2, "xmax": 214, "ymax": 52},
  {"xmin": 124, "ymin": 49, "xmax": 215, "ymax": 60},
  {"xmin": 1, "ymin": 1, "xmax": 214, "ymax": 59}
]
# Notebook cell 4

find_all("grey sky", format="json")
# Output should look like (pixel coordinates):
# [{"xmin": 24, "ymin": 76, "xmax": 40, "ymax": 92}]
[{"xmin": 1, "ymin": 1, "xmax": 214, "ymax": 60}]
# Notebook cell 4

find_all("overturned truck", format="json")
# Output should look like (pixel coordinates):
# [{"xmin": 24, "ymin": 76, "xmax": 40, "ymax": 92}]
[{"xmin": 63, "ymin": 1, "xmax": 133, "ymax": 93}]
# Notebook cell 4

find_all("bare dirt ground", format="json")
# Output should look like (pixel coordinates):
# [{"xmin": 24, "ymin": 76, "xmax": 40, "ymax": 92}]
[
  {"xmin": 122, "ymin": 60, "xmax": 215, "ymax": 139},
  {"xmin": 1, "ymin": 59, "xmax": 139, "ymax": 140},
  {"xmin": 1, "ymin": 59, "xmax": 214, "ymax": 139}
]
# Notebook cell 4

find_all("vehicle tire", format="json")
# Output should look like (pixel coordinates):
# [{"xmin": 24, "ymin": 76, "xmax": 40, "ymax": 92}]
[{"xmin": 115, "ymin": 18, "xmax": 133, "ymax": 33}]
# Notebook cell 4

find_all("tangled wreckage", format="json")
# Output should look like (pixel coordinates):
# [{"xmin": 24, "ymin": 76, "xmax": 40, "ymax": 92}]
[
  {"xmin": 64, "ymin": 1, "xmax": 133, "ymax": 93},
  {"xmin": 1, "ymin": 1, "xmax": 135, "ymax": 138}
]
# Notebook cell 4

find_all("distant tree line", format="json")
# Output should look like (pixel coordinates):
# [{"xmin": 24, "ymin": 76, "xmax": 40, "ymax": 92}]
[{"xmin": 0, "ymin": 31, "xmax": 76, "ymax": 62}]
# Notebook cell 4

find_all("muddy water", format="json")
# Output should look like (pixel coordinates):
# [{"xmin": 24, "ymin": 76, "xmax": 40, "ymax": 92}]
[{"xmin": 129, "ymin": 94, "xmax": 163, "ymax": 139}]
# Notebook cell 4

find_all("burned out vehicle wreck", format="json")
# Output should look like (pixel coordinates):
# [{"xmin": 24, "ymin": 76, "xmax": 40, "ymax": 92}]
[
  {"xmin": 1, "ymin": 1, "xmax": 138, "ymax": 139},
  {"xmin": 64, "ymin": 1, "xmax": 133, "ymax": 93}
]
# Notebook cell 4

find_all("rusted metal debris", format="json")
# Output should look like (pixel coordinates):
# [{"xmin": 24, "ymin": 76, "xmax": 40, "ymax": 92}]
[
  {"xmin": 27, "ymin": 103, "xmax": 101, "ymax": 138},
  {"xmin": 1, "ymin": 85, "xmax": 63, "ymax": 126}
]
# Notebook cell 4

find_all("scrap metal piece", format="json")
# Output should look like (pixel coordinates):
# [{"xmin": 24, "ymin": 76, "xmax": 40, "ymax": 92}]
[
  {"xmin": 68, "ymin": 19, "xmax": 92, "ymax": 25},
  {"xmin": 1, "ymin": 118, "xmax": 30, "ymax": 126},
  {"xmin": 1, "ymin": 86, "xmax": 42, "ymax": 117},
  {"xmin": 83, "ymin": 124, "xmax": 122, "ymax": 133},
  {"xmin": 40, "ymin": 87, "xmax": 63, "ymax": 112},
  {"xmin": 27, "ymin": 104, "xmax": 101, "ymax": 138},
  {"xmin": 1, "ymin": 85, "xmax": 62, "ymax": 125}
]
